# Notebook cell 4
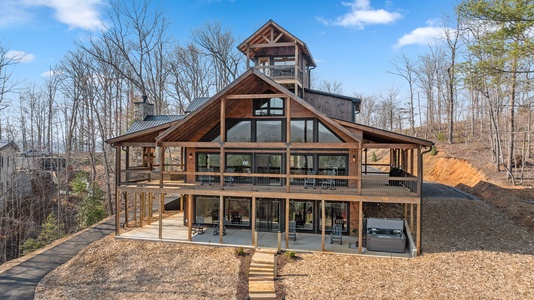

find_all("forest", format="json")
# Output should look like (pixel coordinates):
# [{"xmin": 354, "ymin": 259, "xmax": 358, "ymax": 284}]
[{"xmin": 0, "ymin": 0, "xmax": 533, "ymax": 263}]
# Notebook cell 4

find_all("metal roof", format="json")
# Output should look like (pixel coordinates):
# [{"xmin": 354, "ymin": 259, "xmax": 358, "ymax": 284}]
[
  {"xmin": 185, "ymin": 97, "xmax": 210, "ymax": 113},
  {"xmin": 124, "ymin": 115, "xmax": 184, "ymax": 135}
]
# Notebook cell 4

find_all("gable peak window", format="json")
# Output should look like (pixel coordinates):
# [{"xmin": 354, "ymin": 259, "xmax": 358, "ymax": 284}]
[{"xmin": 253, "ymin": 97, "xmax": 284, "ymax": 116}]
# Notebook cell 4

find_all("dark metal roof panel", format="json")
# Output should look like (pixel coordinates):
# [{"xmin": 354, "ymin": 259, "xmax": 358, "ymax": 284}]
[
  {"xmin": 124, "ymin": 115, "xmax": 184, "ymax": 135},
  {"xmin": 185, "ymin": 97, "xmax": 210, "ymax": 113}
]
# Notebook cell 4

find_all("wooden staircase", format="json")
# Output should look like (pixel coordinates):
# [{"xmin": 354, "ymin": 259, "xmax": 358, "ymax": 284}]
[{"xmin": 248, "ymin": 249, "xmax": 277, "ymax": 300}]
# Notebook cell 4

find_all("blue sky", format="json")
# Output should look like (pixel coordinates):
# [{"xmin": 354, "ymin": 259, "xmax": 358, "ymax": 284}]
[{"xmin": 0, "ymin": 0, "xmax": 457, "ymax": 98}]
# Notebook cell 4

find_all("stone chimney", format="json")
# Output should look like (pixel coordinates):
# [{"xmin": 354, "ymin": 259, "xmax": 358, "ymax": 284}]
[{"xmin": 134, "ymin": 95, "xmax": 154, "ymax": 121}]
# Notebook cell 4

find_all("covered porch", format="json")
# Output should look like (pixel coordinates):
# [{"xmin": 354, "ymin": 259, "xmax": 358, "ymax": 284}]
[{"xmin": 118, "ymin": 212, "xmax": 416, "ymax": 258}]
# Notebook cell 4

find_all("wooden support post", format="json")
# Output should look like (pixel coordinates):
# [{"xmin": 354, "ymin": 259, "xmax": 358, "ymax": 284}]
[
  {"xmin": 285, "ymin": 198, "xmax": 289, "ymax": 249},
  {"xmin": 147, "ymin": 193, "xmax": 152, "ymax": 225},
  {"xmin": 357, "ymin": 146, "xmax": 362, "ymax": 194},
  {"xmin": 364, "ymin": 149, "xmax": 368, "ymax": 174},
  {"xmin": 140, "ymin": 193, "xmax": 145, "ymax": 227},
  {"xmin": 416, "ymin": 203, "xmax": 421, "ymax": 254},
  {"xmin": 286, "ymin": 96, "xmax": 291, "ymax": 193},
  {"xmin": 321, "ymin": 199, "xmax": 326, "ymax": 252},
  {"xmin": 187, "ymin": 194, "xmax": 193, "ymax": 241},
  {"xmin": 124, "ymin": 192, "xmax": 129, "ymax": 226},
  {"xmin": 219, "ymin": 195, "xmax": 224, "ymax": 244},
  {"xmin": 115, "ymin": 191, "xmax": 120, "ymax": 236},
  {"xmin": 133, "ymin": 192, "xmax": 137, "ymax": 223},
  {"xmin": 251, "ymin": 196, "xmax": 256, "ymax": 247},
  {"xmin": 358, "ymin": 201, "xmax": 363, "ymax": 254},
  {"xmin": 159, "ymin": 193, "xmax": 164, "ymax": 239},
  {"xmin": 404, "ymin": 203, "xmax": 408, "ymax": 220},
  {"xmin": 410, "ymin": 203, "xmax": 414, "ymax": 231},
  {"xmin": 115, "ymin": 145, "xmax": 121, "ymax": 235}
]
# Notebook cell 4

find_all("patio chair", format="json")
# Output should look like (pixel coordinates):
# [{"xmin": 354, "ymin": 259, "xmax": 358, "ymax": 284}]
[
  {"xmin": 322, "ymin": 169, "xmax": 337, "ymax": 190},
  {"xmin": 303, "ymin": 171, "xmax": 316, "ymax": 189},
  {"xmin": 213, "ymin": 221, "xmax": 226, "ymax": 236},
  {"xmin": 330, "ymin": 224, "xmax": 343, "ymax": 245},
  {"xmin": 199, "ymin": 168, "xmax": 214, "ymax": 186},
  {"xmin": 231, "ymin": 211, "xmax": 242, "ymax": 224},
  {"xmin": 224, "ymin": 168, "xmax": 235, "ymax": 186},
  {"xmin": 288, "ymin": 221, "xmax": 297, "ymax": 241},
  {"xmin": 192, "ymin": 216, "xmax": 205, "ymax": 234}
]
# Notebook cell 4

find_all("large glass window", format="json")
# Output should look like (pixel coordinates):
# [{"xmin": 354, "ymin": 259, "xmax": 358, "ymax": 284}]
[
  {"xmin": 319, "ymin": 202, "xmax": 348, "ymax": 232},
  {"xmin": 256, "ymin": 120, "xmax": 283, "ymax": 142},
  {"xmin": 225, "ymin": 198, "xmax": 250, "ymax": 227},
  {"xmin": 290, "ymin": 120, "xmax": 314, "ymax": 143},
  {"xmin": 255, "ymin": 154, "xmax": 283, "ymax": 186},
  {"xmin": 274, "ymin": 56, "xmax": 295, "ymax": 66},
  {"xmin": 227, "ymin": 120, "xmax": 251, "ymax": 142},
  {"xmin": 253, "ymin": 98, "xmax": 284, "ymax": 116},
  {"xmin": 197, "ymin": 153, "xmax": 220, "ymax": 172},
  {"xmin": 226, "ymin": 154, "xmax": 252, "ymax": 184},
  {"xmin": 318, "ymin": 122, "xmax": 342, "ymax": 143},
  {"xmin": 318, "ymin": 155, "xmax": 347, "ymax": 187},
  {"xmin": 290, "ymin": 200, "xmax": 314, "ymax": 231},
  {"xmin": 195, "ymin": 197, "xmax": 219, "ymax": 224}
]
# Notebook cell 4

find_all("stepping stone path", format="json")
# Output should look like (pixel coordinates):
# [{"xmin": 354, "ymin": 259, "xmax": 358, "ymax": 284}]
[{"xmin": 248, "ymin": 249, "xmax": 277, "ymax": 300}]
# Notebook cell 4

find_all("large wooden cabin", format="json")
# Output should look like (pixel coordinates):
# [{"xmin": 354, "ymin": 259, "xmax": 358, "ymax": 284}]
[{"xmin": 107, "ymin": 20, "xmax": 433, "ymax": 256}]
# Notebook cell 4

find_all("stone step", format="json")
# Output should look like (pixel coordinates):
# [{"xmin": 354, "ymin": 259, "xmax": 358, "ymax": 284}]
[
  {"xmin": 248, "ymin": 292, "xmax": 277, "ymax": 300},
  {"xmin": 250, "ymin": 262, "xmax": 274, "ymax": 269},
  {"xmin": 256, "ymin": 248, "xmax": 278, "ymax": 254},
  {"xmin": 249, "ymin": 267, "xmax": 274, "ymax": 273},
  {"xmin": 248, "ymin": 281, "xmax": 275, "ymax": 293},
  {"xmin": 249, "ymin": 275, "xmax": 274, "ymax": 281},
  {"xmin": 252, "ymin": 256, "xmax": 275, "ymax": 265}
]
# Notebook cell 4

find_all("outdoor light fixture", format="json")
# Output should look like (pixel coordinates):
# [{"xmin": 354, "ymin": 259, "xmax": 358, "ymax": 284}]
[
  {"xmin": 189, "ymin": 153, "xmax": 193, "ymax": 159},
  {"xmin": 352, "ymin": 155, "xmax": 356, "ymax": 163}
]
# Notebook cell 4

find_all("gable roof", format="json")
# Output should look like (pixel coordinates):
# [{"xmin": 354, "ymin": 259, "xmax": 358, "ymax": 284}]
[
  {"xmin": 237, "ymin": 19, "xmax": 316, "ymax": 67},
  {"xmin": 156, "ymin": 68, "xmax": 360, "ymax": 143},
  {"xmin": 107, "ymin": 116, "xmax": 184, "ymax": 145}
]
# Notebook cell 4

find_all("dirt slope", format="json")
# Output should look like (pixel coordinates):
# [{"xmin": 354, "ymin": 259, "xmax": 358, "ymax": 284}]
[{"xmin": 423, "ymin": 149, "xmax": 534, "ymax": 232}]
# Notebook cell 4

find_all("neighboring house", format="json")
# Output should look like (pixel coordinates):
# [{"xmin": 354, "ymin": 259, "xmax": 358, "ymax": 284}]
[
  {"xmin": 107, "ymin": 20, "xmax": 433, "ymax": 256},
  {"xmin": 0, "ymin": 140, "xmax": 19, "ymax": 205}
]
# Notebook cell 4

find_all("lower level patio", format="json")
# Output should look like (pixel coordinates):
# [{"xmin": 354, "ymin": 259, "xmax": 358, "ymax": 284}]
[{"xmin": 118, "ymin": 213, "xmax": 415, "ymax": 258}]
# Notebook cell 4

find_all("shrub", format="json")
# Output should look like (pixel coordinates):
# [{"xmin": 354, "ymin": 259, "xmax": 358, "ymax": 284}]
[
  {"xmin": 284, "ymin": 250, "xmax": 296, "ymax": 259},
  {"xmin": 371, "ymin": 152, "xmax": 377, "ymax": 162},
  {"xmin": 430, "ymin": 145, "xmax": 438, "ymax": 156},
  {"xmin": 437, "ymin": 132, "xmax": 446, "ymax": 142},
  {"xmin": 20, "ymin": 238, "xmax": 45, "ymax": 256},
  {"xmin": 40, "ymin": 213, "xmax": 65, "ymax": 244},
  {"xmin": 235, "ymin": 246, "xmax": 246, "ymax": 256}
]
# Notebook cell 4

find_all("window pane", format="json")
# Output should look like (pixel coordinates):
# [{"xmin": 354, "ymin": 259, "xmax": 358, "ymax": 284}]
[
  {"xmin": 318, "ymin": 122, "xmax": 342, "ymax": 143},
  {"xmin": 256, "ymin": 120, "xmax": 283, "ymax": 142},
  {"xmin": 227, "ymin": 121, "xmax": 251, "ymax": 142},
  {"xmin": 290, "ymin": 120, "xmax": 314, "ymax": 142},
  {"xmin": 320, "ymin": 202, "xmax": 348, "ymax": 232},
  {"xmin": 274, "ymin": 56, "xmax": 295, "ymax": 66},
  {"xmin": 197, "ymin": 153, "xmax": 220, "ymax": 171},
  {"xmin": 195, "ymin": 197, "xmax": 219, "ymax": 224},
  {"xmin": 290, "ymin": 200, "xmax": 314, "ymax": 231},
  {"xmin": 253, "ymin": 98, "xmax": 285, "ymax": 116},
  {"xmin": 226, "ymin": 154, "xmax": 252, "ymax": 180},
  {"xmin": 225, "ymin": 198, "xmax": 250, "ymax": 227}
]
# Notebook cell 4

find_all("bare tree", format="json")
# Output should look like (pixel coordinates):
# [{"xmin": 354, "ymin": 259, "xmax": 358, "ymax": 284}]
[
  {"xmin": 388, "ymin": 53, "xmax": 417, "ymax": 135},
  {"xmin": 191, "ymin": 22, "xmax": 243, "ymax": 92},
  {"xmin": 78, "ymin": 0, "xmax": 171, "ymax": 113},
  {"xmin": 318, "ymin": 80, "xmax": 344, "ymax": 95},
  {"xmin": 167, "ymin": 43, "xmax": 213, "ymax": 113}
]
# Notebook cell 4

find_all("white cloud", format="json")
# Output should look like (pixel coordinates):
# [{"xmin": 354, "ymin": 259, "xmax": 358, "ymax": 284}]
[
  {"xmin": 395, "ymin": 20, "xmax": 453, "ymax": 48},
  {"xmin": 0, "ymin": 0, "xmax": 105, "ymax": 30},
  {"xmin": 41, "ymin": 70, "xmax": 62, "ymax": 77},
  {"xmin": 327, "ymin": 0, "xmax": 402, "ymax": 29},
  {"xmin": 5, "ymin": 50, "xmax": 35, "ymax": 63}
]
